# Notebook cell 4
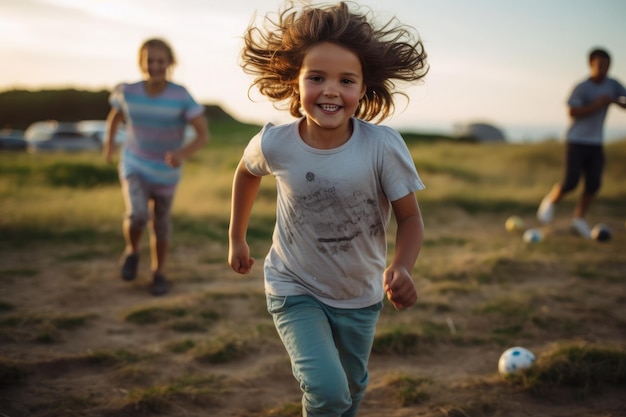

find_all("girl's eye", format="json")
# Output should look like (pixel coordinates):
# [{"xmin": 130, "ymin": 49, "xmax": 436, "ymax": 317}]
[
  {"xmin": 309, "ymin": 76, "xmax": 323, "ymax": 82},
  {"xmin": 341, "ymin": 79, "xmax": 355, "ymax": 84}
]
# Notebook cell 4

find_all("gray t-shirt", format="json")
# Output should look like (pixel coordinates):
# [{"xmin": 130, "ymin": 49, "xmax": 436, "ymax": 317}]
[
  {"xmin": 566, "ymin": 77, "xmax": 626, "ymax": 145},
  {"xmin": 244, "ymin": 118, "xmax": 425, "ymax": 309}
]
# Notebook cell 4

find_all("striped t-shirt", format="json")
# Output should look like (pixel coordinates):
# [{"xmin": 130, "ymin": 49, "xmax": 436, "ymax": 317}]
[{"xmin": 109, "ymin": 81, "xmax": 204, "ymax": 189}]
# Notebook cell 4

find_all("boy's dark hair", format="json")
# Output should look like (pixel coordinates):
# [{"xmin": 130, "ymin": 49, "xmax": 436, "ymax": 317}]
[
  {"xmin": 241, "ymin": 1, "xmax": 428, "ymax": 122},
  {"xmin": 589, "ymin": 48, "xmax": 610, "ymax": 63}
]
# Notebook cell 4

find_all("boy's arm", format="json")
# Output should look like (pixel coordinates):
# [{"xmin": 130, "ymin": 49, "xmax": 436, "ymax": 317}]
[
  {"xmin": 228, "ymin": 159, "xmax": 262, "ymax": 274},
  {"xmin": 384, "ymin": 192, "xmax": 424, "ymax": 310},
  {"xmin": 569, "ymin": 95, "xmax": 613, "ymax": 118}
]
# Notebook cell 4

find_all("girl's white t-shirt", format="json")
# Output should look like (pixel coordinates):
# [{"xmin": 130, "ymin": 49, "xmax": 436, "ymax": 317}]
[{"xmin": 243, "ymin": 118, "xmax": 425, "ymax": 309}]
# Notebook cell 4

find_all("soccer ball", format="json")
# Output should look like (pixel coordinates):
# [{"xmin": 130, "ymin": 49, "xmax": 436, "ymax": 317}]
[
  {"xmin": 505, "ymin": 216, "xmax": 525, "ymax": 233},
  {"xmin": 591, "ymin": 223, "xmax": 611, "ymax": 242},
  {"xmin": 523, "ymin": 228, "xmax": 543, "ymax": 243},
  {"xmin": 498, "ymin": 346, "xmax": 535, "ymax": 376}
]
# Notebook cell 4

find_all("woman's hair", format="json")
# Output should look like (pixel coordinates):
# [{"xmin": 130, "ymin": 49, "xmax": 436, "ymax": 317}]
[
  {"xmin": 241, "ymin": 1, "xmax": 428, "ymax": 122},
  {"xmin": 138, "ymin": 38, "xmax": 177, "ymax": 67}
]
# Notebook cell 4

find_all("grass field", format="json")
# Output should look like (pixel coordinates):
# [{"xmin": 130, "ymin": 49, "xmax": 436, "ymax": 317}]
[{"xmin": 1, "ymin": 126, "xmax": 625, "ymax": 417}]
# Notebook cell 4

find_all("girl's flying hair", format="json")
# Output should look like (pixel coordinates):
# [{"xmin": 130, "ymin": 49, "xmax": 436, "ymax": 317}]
[{"xmin": 241, "ymin": 1, "xmax": 428, "ymax": 122}]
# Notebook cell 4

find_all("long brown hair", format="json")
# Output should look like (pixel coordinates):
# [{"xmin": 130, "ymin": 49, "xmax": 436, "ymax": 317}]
[{"xmin": 241, "ymin": 2, "xmax": 428, "ymax": 122}]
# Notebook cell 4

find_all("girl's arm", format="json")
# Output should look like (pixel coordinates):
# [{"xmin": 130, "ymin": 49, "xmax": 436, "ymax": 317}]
[
  {"xmin": 165, "ymin": 114, "xmax": 210, "ymax": 167},
  {"xmin": 228, "ymin": 159, "xmax": 262, "ymax": 274},
  {"xmin": 104, "ymin": 108, "xmax": 124, "ymax": 163},
  {"xmin": 384, "ymin": 192, "xmax": 424, "ymax": 310}
]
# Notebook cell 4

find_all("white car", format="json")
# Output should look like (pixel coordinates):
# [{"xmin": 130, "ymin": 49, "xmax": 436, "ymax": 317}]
[
  {"xmin": 25, "ymin": 120, "xmax": 194, "ymax": 152},
  {"xmin": 25, "ymin": 121, "xmax": 102, "ymax": 153},
  {"xmin": 75, "ymin": 120, "xmax": 127, "ymax": 146}
]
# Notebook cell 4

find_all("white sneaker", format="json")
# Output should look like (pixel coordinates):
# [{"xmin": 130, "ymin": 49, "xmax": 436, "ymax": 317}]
[
  {"xmin": 537, "ymin": 195, "xmax": 554, "ymax": 224},
  {"xmin": 571, "ymin": 218, "xmax": 591, "ymax": 239}
]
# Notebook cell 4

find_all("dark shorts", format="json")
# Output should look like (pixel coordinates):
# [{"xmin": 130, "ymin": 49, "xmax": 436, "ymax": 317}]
[{"xmin": 561, "ymin": 143, "xmax": 604, "ymax": 195}]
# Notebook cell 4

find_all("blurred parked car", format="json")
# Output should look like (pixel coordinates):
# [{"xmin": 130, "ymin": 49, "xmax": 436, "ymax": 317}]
[
  {"xmin": 25, "ymin": 121, "xmax": 102, "ymax": 153},
  {"xmin": 76, "ymin": 120, "xmax": 195, "ymax": 146},
  {"xmin": 0, "ymin": 129, "xmax": 27, "ymax": 151},
  {"xmin": 75, "ymin": 120, "xmax": 127, "ymax": 146},
  {"xmin": 23, "ymin": 119, "xmax": 195, "ymax": 153}
]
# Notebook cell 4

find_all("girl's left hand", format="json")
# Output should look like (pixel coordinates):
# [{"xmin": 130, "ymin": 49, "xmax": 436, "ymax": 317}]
[{"xmin": 383, "ymin": 265, "xmax": 418, "ymax": 310}]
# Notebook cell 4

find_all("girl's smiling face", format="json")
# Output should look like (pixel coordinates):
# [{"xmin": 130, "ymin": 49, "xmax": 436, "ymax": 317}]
[
  {"xmin": 297, "ymin": 42, "xmax": 366, "ymax": 146},
  {"xmin": 140, "ymin": 46, "xmax": 172, "ymax": 84}
]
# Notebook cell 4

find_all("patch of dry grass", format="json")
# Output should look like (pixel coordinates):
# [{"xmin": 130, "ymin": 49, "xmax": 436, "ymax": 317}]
[
  {"xmin": 116, "ymin": 374, "xmax": 226, "ymax": 413},
  {"xmin": 385, "ymin": 374, "xmax": 432, "ymax": 406},
  {"xmin": 512, "ymin": 342, "xmax": 626, "ymax": 394},
  {"xmin": 0, "ymin": 312, "xmax": 96, "ymax": 344}
]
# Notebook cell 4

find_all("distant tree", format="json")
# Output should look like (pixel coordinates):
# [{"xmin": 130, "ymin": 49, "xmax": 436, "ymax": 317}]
[
  {"xmin": 0, "ymin": 89, "xmax": 110, "ymax": 130},
  {"xmin": 0, "ymin": 89, "xmax": 238, "ymax": 130},
  {"xmin": 203, "ymin": 104, "xmax": 236, "ymax": 123}
]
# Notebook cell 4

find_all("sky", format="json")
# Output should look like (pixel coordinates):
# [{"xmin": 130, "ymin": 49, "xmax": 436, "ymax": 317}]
[{"xmin": 2, "ymin": 0, "xmax": 626, "ymax": 142}]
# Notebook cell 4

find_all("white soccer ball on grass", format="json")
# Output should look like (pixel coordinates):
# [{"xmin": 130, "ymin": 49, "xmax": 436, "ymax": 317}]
[
  {"xmin": 590, "ymin": 223, "xmax": 612, "ymax": 242},
  {"xmin": 505, "ymin": 216, "xmax": 525, "ymax": 233},
  {"xmin": 522, "ymin": 228, "xmax": 543, "ymax": 243},
  {"xmin": 498, "ymin": 346, "xmax": 536, "ymax": 376}
]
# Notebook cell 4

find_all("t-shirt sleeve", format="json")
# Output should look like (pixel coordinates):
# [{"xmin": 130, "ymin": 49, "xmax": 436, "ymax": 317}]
[
  {"xmin": 567, "ymin": 83, "xmax": 586, "ymax": 108},
  {"xmin": 242, "ymin": 124, "xmax": 274, "ymax": 177},
  {"xmin": 380, "ymin": 129, "xmax": 425, "ymax": 201},
  {"xmin": 109, "ymin": 83, "xmax": 126, "ymax": 110},
  {"xmin": 613, "ymin": 79, "xmax": 626, "ymax": 98},
  {"xmin": 181, "ymin": 88, "xmax": 205, "ymax": 121}
]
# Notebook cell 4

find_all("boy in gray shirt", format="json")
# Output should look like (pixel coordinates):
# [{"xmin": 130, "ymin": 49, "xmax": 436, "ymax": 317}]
[{"xmin": 537, "ymin": 48, "xmax": 626, "ymax": 238}]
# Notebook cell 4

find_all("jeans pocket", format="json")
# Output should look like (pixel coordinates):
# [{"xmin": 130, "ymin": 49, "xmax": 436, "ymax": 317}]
[{"xmin": 266, "ymin": 294, "xmax": 288, "ymax": 314}]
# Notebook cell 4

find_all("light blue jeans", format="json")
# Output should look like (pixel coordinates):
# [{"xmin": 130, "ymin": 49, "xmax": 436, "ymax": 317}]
[{"xmin": 267, "ymin": 294, "xmax": 382, "ymax": 417}]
